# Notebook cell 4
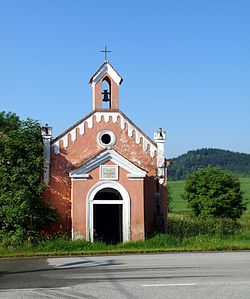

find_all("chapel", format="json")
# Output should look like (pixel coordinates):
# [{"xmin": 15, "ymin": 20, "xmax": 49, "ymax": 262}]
[{"xmin": 42, "ymin": 58, "xmax": 168, "ymax": 243}]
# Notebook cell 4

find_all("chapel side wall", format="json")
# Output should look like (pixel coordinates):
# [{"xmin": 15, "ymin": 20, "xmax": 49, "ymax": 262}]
[
  {"xmin": 128, "ymin": 178, "xmax": 145, "ymax": 241},
  {"xmin": 144, "ymin": 176, "xmax": 157, "ymax": 237},
  {"xmin": 144, "ymin": 178, "xmax": 168, "ymax": 237},
  {"xmin": 43, "ymin": 150, "xmax": 71, "ymax": 235}
]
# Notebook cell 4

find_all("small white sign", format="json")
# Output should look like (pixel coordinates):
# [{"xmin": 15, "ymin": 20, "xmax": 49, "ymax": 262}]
[{"xmin": 100, "ymin": 165, "xmax": 118, "ymax": 180}]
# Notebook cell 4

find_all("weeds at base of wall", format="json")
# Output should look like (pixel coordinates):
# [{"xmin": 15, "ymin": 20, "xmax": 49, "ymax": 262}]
[
  {"xmin": 167, "ymin": 214, "xmax": 242, "ymax": 237},
  {"xmin": 1, "ymin": 213, "xmax": 250, "ymax": 257}
]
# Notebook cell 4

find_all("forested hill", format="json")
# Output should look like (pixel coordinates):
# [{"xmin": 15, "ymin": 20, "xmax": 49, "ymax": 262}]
[{"xmin": 168, "ymin": 148, "xmax": 250, "ymax": 180}]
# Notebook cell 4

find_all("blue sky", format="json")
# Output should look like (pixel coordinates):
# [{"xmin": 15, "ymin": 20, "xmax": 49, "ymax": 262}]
[{"xmin": 0, "ymin": 0, "xmax": 249, "ymax": 158}]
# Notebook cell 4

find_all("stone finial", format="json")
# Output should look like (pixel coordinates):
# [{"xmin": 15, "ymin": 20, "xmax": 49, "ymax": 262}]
[
  {"xmin": 154, "ymin": 128, "xmax": 167, "ymax": 183},
  {"xmin": 154, "ymin": 127, "xmax": 166, "ymax": 142},
  {"xmin": 42, "ymin": 124, "xmax": 52, "ymax": 138}
]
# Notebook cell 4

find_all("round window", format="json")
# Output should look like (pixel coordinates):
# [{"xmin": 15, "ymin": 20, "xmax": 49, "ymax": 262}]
[
  {"xmin": 101, "ymin": 133, "xmax": 111, "ymax": 145},
  {"xmin": 97, "ymin": 130, "xmax": 116, "ymax": 148}
]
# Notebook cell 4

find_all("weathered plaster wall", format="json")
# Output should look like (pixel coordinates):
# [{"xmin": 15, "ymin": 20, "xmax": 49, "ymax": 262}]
[
  {"xmin": 71, "ymin": 160, "xmax": 145, "ymax": 241},
  {"xmin": 44, "ymin": 113, "xmax": 166, "ymax": 240}
]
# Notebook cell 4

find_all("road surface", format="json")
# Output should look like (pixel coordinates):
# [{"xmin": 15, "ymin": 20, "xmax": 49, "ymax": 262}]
[{"xmin": 0, "ymin": 251, "xmax": 250, "ymax": 298}]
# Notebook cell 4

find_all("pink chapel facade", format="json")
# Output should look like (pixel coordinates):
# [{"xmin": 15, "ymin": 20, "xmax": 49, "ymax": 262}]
[{"xmin": 42, "ymin": 61, "xmax": 168, "ymax": 243}]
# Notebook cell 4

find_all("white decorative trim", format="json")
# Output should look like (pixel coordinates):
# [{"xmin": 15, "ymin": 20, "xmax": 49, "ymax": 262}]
[
  {"xmin": 85, "ymin": 181, "xmax": 131, "ymax": 242},
  {"xmin": 135, "ymin": 131, "xmax": 142, "ymax": 144},
  {"xmin": 86, "ymin": 116, "xmax": 93, "ymax": 128},
  {"xmin": 92, "ymin": 84, "xmax": 96, "ymax": 110},
  {"xmin": 107, "ymin": 64, "xmax": 122, "ymax": 85},
  {"xmin": 71, "ymin": 177, "xmax": 74, "ymax": 240},
  {"xmin": 150, "ymin": 145, "xmax": 156, "ymax": 158},
  {"xmin": 97, "ymin": 130, "xmax": 116, "ymax": 148},
  {"xmin": 143, "ymin": 139, "xmax": 149, "ymax": 151},
  {"xmin": 127, "ymin": 174, "xmax": 144, "ymax": 179},
  {"xmin": 120, "ymin": 117, "xmax": 127, "ymax": 130},
  {"xmin": 95, "ymin": 113, "xmax": 102, "ymax": 123},
  {"xmin": 70, "ymin": 128, "xmax": 76, "ymax": 142},
  {"xmin": 112, "ymin": 114, "xmax": 118, "ymax": 123},
  {"xmin": 100, "ymin": 165, "xmax": 118, "ymax": 180},
  {"xmin": 104, "ymin": 114, "xmax": 110, "ymax": 123},
  {"xmin": 78, "ymin": 123, "xmax": 85, "ymax": 135},
  {"xmin": 62, "ymin": 135, "xmax": 69, "ymax": 148},
  {"xmin": 53, "ymin": 142, "xmax": 60, "ymax": 154},
  {"xmin": 154, "ymin": 128, "xmax": 167, "ymax": 183},
  {"xmin": 69, "ymin": 149, "xmax": 146, "ymax": 179},
  {"xmin": 52, "ymin": 111, "xmax": 157, "ymax": 158},
  {"xmin": 95, "ymin": 112, "xmax": 120, "ymax": 124},
  {"xmin": 127, "ymin": 124, "xmax": 134, "ymax": 137},
  {"xmin": 91, "ymin": 62, "xmax": 122, "ymax": 86}
]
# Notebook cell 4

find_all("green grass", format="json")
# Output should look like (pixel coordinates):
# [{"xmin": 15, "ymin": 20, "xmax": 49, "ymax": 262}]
[
  {"xmin": 0, "ymin": 178, "xmax": 250, "ymax": 257},
  {"xmin": 1, "ymin": 228, "xmax": 250, "ymax": 258},
  {"xmin": 168, "ymin": 180, "xmax": 188, "ymax": 212},
  {"xmin": 168, "ymin": 177, "xmax": 250, "ymax": 212},
  {"xmin": 1, "ymin": 211, "xmax": 250, "ymax": 257},
  {"xmin": 240, "ymin": 178, "xmax": 250, "ymax": 209}
]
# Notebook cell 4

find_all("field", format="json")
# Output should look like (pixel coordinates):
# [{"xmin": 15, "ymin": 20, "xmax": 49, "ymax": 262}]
[{"xmin": 168, "ymin": 177, "xmax": 250, "ymax": 212}]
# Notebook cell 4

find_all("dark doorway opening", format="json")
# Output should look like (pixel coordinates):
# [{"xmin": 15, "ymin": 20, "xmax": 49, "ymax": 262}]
[{"xmin": 93, "ymin": 189, "xmax": 123, "ymax": 244}]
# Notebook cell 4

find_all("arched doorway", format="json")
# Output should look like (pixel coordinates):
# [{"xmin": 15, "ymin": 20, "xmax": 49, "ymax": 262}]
[
  {"xmin": 86, "ymin": 181, "xmax": 130, "ymax": 243},
  {"xmin": 93, "ymin": 188, "xmax": 122, "ymax": 244}
]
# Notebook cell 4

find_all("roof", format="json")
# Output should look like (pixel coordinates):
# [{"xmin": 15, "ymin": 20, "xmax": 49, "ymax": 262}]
[{"xmin": 89, "ymin": 61, "xmax": 123, "ymax": 85}]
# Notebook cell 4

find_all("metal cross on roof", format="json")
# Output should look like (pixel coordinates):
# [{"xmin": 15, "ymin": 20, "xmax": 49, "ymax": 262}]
[{"xmin": 101, "ymin": 45, "xmax": 111, "ymax": 61}]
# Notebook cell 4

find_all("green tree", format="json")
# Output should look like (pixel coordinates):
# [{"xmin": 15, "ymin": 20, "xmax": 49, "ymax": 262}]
[
  {"xmin": 0, "ymin": 111, "xmax": 58, "ymax": 245},
  {"xmin": 183, "ymin": 166, "xmax": 247, "ymax": 219}
]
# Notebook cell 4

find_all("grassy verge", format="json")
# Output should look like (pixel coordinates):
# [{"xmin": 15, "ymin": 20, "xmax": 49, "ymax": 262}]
[
  {"xmin": 1, "ymin": 212, "xmax": 250, "ymax": 257},
  {"xmin": 1, "ymin": 232, "xmax": 250, "ymax": 258},
  {"xmin": 0, "ymin": 178, "xmax": 249, "ymax": 258}
]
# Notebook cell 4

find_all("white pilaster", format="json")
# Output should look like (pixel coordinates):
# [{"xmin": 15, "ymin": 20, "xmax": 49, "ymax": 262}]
[
  {"xmin": 154, "ymin": 128, "xmax": 166, "ymax": 182},
  {"xmin": 42, "ymin": 125, "xmax": 53, "ymax": 184}
]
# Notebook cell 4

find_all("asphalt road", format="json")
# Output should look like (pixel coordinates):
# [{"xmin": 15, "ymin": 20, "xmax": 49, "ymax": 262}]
[{"xmin": 0, "ymin": 251, "xmax": 250, "ymax": 299}]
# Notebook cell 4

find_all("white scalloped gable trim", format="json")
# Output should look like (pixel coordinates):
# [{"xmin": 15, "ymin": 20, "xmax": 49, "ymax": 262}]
[{"xmin": 52, "ymin": 111, "xmax": 157, "ymax": 158}]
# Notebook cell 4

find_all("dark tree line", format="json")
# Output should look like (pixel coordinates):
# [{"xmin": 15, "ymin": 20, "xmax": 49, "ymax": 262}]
[{"xmin": 168, "ymin": 148, "xmax": 250, "ymax": 180}]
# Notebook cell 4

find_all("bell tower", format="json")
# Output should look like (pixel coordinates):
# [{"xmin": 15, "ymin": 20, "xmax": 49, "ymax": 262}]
[{"xmin": 89, "ymin": 61, "xmax": 123, "ymax": 110}]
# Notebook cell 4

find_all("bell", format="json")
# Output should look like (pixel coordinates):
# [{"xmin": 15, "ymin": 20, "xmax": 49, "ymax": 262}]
[{"xmin": 102, "ymin": 89, "xmax": 110, "ymax": 102}]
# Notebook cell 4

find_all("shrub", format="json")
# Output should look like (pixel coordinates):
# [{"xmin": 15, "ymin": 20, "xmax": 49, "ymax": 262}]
[
  {"xmin": 167, "ymin": 214, "xmax": 241, "ymax": 238},
  {"xmin": 182, "ymin": 166, "xmax": 247, "ymax": 219}
]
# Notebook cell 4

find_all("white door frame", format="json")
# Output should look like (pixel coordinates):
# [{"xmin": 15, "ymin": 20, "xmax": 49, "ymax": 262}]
[{"xmin": 86, "ymin": 181, "xmax": 131, "ymax": 242}]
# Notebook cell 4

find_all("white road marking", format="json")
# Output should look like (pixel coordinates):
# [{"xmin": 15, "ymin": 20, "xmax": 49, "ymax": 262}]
[
  {"xmin": 0, "ymin": 287, "xmax": 72, "ymax": 292},
  {"xmin": 141, "ymin": 283, "xmax": 197, "ymax": 287}
]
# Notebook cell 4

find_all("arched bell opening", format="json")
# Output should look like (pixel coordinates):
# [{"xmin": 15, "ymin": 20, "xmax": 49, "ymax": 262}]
[{"xmin": 101, "ymin": 77, "xmax": 111, "ymax": 109}]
